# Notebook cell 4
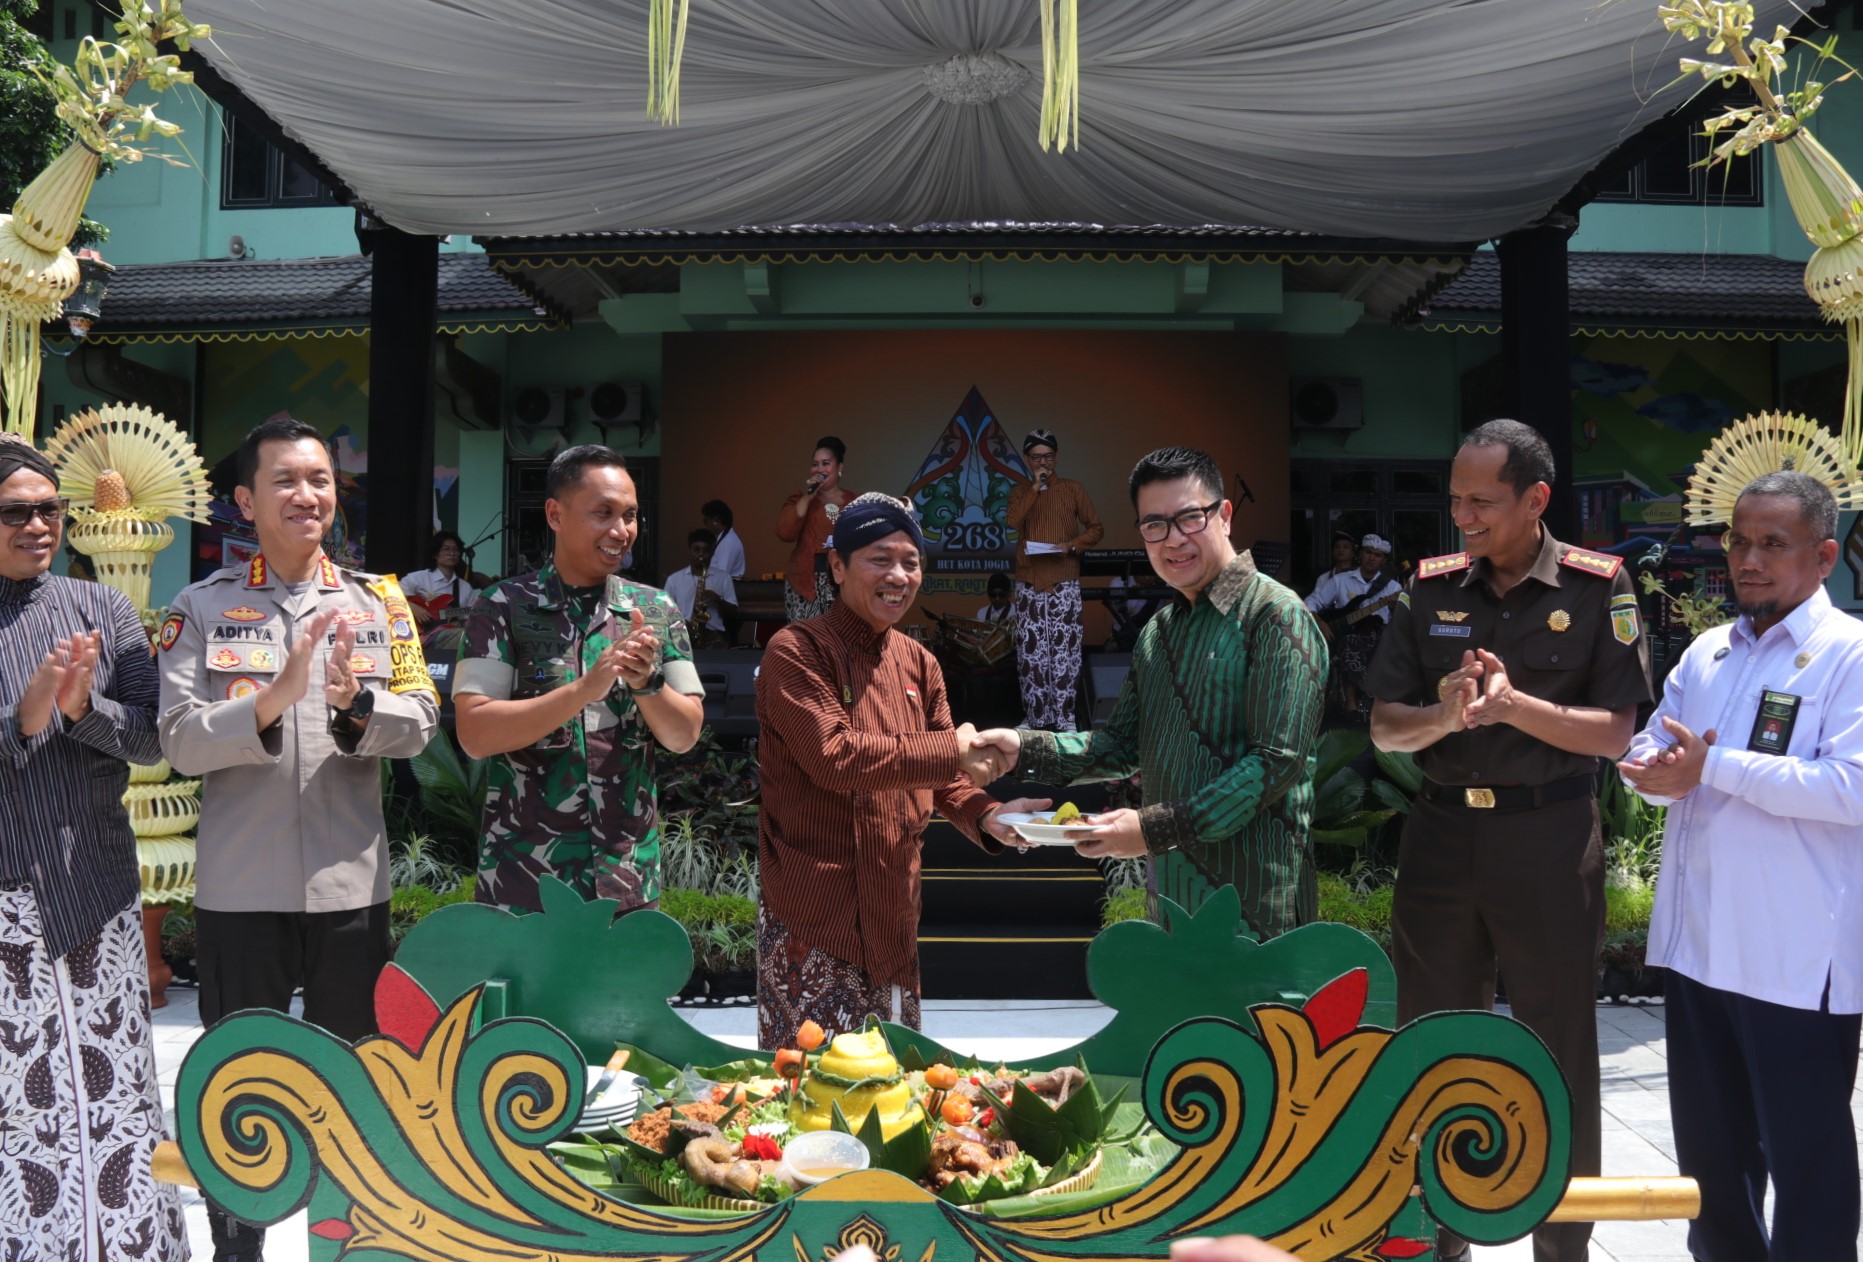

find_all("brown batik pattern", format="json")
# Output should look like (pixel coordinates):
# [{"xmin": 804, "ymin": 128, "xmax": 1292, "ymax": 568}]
[
  {"xmin": 1013, "ymin": 579, "xmax": 1083, "ymax": 731},
  {"xmin": 0, "ymin": 888, "xmax": 186, "ymax": 1262},
  {"xmin": 755, "ymin": 904, "xmax": 921, "ymax": 1051}
]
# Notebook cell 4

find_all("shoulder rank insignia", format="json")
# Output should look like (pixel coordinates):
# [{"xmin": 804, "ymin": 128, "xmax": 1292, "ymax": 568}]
[
  {"xmin": 1416, "ymin": 552, "xmax": 1470, "ymax": 580},
  {"xmin": 244, "ymin": 554, "xmax": 267, "ymax": 588},
  {"xmin": 1559, "ymin": 546, "xmax": 1623, "ymax": 579}
]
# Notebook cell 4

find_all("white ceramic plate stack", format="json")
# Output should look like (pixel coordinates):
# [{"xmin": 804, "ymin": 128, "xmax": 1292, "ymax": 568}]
[{"xmin": 578, "ymin": 1067, "xmax": 645, "ymax": 1133}]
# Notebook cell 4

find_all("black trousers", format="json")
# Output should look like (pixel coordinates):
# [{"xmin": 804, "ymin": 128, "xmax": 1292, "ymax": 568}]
[
  {"xmin": 1666, "ymin": 969, "xmax": 1861, "ymax": 1262},
  {"xmin": 195, "ymin": 903, "xmax": 391, "ymax": 1042},
  {"xmin": 1392, "ymin": 794, "xmax": 1604, "ymax": 1262}
]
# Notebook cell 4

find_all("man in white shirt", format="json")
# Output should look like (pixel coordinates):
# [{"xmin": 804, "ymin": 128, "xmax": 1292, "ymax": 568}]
[
  {"xmin": 1620, "ymin": 470, "xmax": 1863, "ymax": 1262},
  {"xmin": 1304, "ymin": 533, "xmax": 1397, "ymax": 720},
  {"xmin": 701, "ymin": 499, "xmax": 746, "ymax": 580},
  {"xmin": 664, "ymin": 528, "xmax": 737, "ymax": 648}
]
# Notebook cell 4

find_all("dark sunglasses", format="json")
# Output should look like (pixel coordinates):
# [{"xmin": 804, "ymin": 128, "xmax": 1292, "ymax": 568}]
[{"xmin": 0, "ymin": 499, "xmax": 68, "ymax": 528}]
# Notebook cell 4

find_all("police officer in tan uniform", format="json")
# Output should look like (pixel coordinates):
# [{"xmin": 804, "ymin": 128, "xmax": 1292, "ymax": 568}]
[
  {"xmin": 158, "ymin": 417, "xmax": 438, "ymax": 1262},
  {"xmin": 1365, "ymin": 420, "xmax": 1651, "ymax": 1262}
]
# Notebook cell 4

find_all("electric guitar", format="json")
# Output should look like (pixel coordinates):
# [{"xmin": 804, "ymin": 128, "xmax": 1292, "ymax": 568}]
[{"xmin": 1319, "ymin": 586, "xmax": 1403, "ymax": 632}]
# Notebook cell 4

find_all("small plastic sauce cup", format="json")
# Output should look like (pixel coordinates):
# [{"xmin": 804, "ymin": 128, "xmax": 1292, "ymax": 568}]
[{"xmin": 779, "ymin": 1130, "xmax": 871, "ymax": 1186}]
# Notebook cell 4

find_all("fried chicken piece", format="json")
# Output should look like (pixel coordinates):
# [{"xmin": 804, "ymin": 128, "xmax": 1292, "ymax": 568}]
[
  {"xmin": 681, "ymin": 1137, "xmax": 774, "ymax": 1198},
  {"xmin": 926, "ymin": 1131, "xmax": 1021, "ymax": 1191}
]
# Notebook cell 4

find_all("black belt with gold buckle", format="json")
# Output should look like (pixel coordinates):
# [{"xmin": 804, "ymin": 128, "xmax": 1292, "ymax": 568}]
[{"xmin": 1418, "ymin": 774, "xmax": 1595, "ymax": 811}]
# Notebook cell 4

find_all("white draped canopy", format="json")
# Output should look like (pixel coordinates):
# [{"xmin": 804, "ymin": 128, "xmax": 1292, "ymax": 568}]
[{"xmin": 186, "ymin": 0, "xmax": 1794, "ymax": 244}]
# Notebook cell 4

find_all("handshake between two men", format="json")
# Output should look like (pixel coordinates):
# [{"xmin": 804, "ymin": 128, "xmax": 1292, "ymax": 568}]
[{"xmin": 949, "ymin": 724, "xmax": 1151, "ymax": 860}]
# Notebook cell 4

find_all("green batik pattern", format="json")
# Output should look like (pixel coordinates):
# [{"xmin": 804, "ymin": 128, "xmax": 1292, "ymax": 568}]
[
  {"xmin": 1022, "ymin": 557, "xmax": 1327, "ymax": 938},
  {"xmin": 458, "ymin": 565, "xmax": 691, "ymax": 913}
]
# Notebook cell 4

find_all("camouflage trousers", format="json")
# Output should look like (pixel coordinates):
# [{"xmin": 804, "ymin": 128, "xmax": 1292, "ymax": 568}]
[{"xmin": 0, "ymin": 887, "xmax": 186, "ymax": 1262}]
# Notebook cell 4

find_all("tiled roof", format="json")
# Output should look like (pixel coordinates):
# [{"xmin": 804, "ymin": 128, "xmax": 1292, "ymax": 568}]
[
  {"xmin": 504, "ymin": 221, "xmax": 1306, "ymax": 240},
  {"xmin": 93, "ymin": 252, "xmax": 547, "ymax": 329},
  {"xmin": 1426, "ymin": 250, "xmax": 1821, "ymax": 329}
]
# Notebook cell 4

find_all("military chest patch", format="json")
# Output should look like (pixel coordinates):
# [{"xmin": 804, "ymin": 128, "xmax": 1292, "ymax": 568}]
[
  {"xmin": 1418, "ymin": 553, "xmax": 1470, "ymax": 580},
  {"xmin": 208, "ymin": 648, "xmax": 241, "ymax": 670},
  {"xmin": 339, "ymin": 609, "xmax": 375, "ymax": 626},
  {"xmin": 1435, "ymin": 610, "xmax": 1468, "ymax": 623},
  {"xmin": 350, "ymin": 654, "xmax": 377, "ymax": 674},
  {"xmin": 1560, "ymin": 547, "xmax": 1623, "ymax": 579},
  {"xmin": 247, "ymin": 648, "xmax": 277, "ymax": 670},
  {"xmin": 221, "ymin": 606, "xmax": 266, "ymax": 622},
  {"xmin": 226, "ymin": 676, "xmax": 259, "ymax": 700},
  {"xmin": 158, "ymin": 613, "xmax": 183, "ymax": 652},
  {"xmin": 1610, "ymin": 593, "xmax": 1640, "ymax": 645}
]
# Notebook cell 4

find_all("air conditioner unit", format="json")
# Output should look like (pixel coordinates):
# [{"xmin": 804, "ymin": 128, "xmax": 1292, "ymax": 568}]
[
  {"xmin": 511, "ymin": 386, "xmax": 571, "ymax": 430},
  {"xmin": 587, "ymin": 380, "xmax": 645, "ymax": 426},
  {"xmin": 1290, "ymin": 378, "xmax": 1364, "ymax": 431}
]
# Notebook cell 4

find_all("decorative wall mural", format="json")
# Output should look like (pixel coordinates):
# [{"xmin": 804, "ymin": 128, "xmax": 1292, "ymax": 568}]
[{"xmin": 906, "ymin": 386, "xmax": 1032, "ymax": 576}]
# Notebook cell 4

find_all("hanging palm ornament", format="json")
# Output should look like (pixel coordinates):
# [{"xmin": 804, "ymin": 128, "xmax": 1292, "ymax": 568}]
[
  {"xmin": 641, "ymin": 2, "xmax": 1083, "ymax": 148},
  {"xmin": 1685, "ymin": 410, "xmax": 1863, "ymax": 525},
  {"xmin": 0, "ymin": 0, "xmax": 208, "ymax": 434},
  {"xmin": 1662, "ymin": 2, "xmax": 1863, "ymax": 465}
]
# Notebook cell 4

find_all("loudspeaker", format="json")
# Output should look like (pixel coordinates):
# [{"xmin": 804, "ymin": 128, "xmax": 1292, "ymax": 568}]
[{"xmin": 693, "ymin": 650, "xmax": 762, "ymax": 738}]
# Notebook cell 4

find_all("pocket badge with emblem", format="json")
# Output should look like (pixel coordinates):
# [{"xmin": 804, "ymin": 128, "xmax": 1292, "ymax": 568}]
[
  {"xmin": 227, "ymin": 676, "xmax": 259, "ymax": 700},
  {"xmin": 158, "ymin": 613, "xmax": 184, "ymax": 652},
  {"xmin": 247, "ymin": 648, "xmax": 277, "ymax": 670},
  {"xmin": 209, "ymin": 648, "xmax": 241, "ymax": 670},
  {"xmin": 1548, "ymin": 609, "xmax": 1571, "ymax": 633}
]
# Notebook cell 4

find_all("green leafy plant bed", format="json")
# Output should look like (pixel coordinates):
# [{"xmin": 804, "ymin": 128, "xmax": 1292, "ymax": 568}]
[{"xmin": 551, "ymin": 1022, "xmax": 1162, "ymax": 1219}]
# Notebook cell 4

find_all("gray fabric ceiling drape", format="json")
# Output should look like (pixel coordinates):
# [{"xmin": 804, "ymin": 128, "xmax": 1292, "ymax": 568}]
[{"xmin": 186, "ymin": 0, "xmax": 1792, "ymax": 242}]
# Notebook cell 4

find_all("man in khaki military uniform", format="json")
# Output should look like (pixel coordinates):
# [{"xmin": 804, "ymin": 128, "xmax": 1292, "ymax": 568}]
[
  {"xmin": 158, "ymin": 417, "xmax": 437, "ymax": 1262},
  {"xmin": 1365, "ymin": 420, "xmax": 1651, "ymax": 1262}
]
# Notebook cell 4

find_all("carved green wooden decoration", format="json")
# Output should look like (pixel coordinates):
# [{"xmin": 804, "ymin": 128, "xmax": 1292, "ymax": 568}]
[
  {"xmin": 391, "ymin": 875, "xmax": 750, "ymax": 1067},
  {"xmin": 392, "ymin": 878, "xmax": 1394, "ymax": 1078},
  {"xmin": 174, "ymin": 883, "xmax": 1576, "ymax": 1261}
]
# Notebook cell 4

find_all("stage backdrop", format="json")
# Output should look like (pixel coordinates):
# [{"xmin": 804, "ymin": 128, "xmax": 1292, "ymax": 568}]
[{"xmin": 660, "ymin": 330, "xmax": 1288, "ymax": 632}]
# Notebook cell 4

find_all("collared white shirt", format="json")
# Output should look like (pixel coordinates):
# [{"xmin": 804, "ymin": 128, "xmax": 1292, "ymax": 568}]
[
  {"xmin": 710, "ymin": 528, "xmax": 746, "ymax": 580},
  {"xmin": 664, "ymin": 564, "xmax": 736, "ymax": 631},
  {"xmin": 1303, "ymin": 567, "xmax": 1396, "ymax": 624},
  {"xmin": 1627, "ymin": 587, "xmax": 1863, "ymax": 1012}
]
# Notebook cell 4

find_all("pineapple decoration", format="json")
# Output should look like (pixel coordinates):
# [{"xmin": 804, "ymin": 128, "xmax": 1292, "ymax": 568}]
[
  {"xmin": 46, "ymin": 404, "xmax": 211, "ymax": 1001},
  {"xmin": 45, "ymin": 403, "xmax": 213, "ymax": 615},
  {"xmin": 0, "ymin": 0, "xmax": 208, "ymax": 433}
]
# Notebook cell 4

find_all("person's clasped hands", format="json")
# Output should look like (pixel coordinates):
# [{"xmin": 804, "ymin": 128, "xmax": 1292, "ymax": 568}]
[
  {"xmin": 1617, "ymin": 715, "xmax": 1717, "ymax": 799},
  {"xmin": 18, "ymin": 630, "xmax": 102, "ymax": 737}
]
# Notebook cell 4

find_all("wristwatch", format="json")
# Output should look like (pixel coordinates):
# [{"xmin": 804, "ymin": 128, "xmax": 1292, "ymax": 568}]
[
  {"xmin": 333, "ymin": 688, "xmax": 375, "ymax": 725},
  {"xmin": 630, "ymin": 668, "xmax": 666, "ymax": 697}
]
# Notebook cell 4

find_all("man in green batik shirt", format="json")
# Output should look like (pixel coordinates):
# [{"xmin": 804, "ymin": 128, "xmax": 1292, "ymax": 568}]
[
  {"xmin": 975, "ymin": 447, "xmax": 1328, "ymax": 936},
  {"xmin": 455, "ymin": 445, "xmax": 705, "ymax": 913}
]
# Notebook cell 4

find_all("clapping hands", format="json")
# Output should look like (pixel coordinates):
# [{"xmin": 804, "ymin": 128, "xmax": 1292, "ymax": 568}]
[
  {"xmin": 1617, "ymin": 716, "xmax": 1717, "ymax": 799},
  {"xmin": 18, "ymin": 631, "xmax": 102, "ymax": 737}
]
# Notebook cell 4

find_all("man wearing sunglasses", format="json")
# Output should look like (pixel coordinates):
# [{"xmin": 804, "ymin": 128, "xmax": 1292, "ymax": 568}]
[
  {"xmin": 972, "ymin": 446, "xmax": 1328, "ymax": 936},
  {"xmin": 157, "ymin": 417, "xmax": 439, "ymax": 1262},
  {"xmin": 0, "ymin": 435, "xmax": 187, "ymax": 1260}
]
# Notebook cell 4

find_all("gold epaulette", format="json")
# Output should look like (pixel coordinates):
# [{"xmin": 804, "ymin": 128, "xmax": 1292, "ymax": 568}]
[
  {"xmin": 1415, "ymin": 552, "xmax": 1469, "ymax": 580},
  {"xmin": 1559, "ymin": 546, "xmax": 1623, "ymax": 580}
]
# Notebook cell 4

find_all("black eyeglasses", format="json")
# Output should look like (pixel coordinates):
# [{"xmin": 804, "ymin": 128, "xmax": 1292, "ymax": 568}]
[
  {"xmin": 0, "ymin": 499, "xmax": 68, "ymax": 528},
  {"xmin": 1135, "ymin": 499, "xmax": 1222, "ymax": 544}
]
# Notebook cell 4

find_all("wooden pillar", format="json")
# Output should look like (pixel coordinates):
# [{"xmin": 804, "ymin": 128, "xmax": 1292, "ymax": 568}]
[
  {"xmin": 362, "ymin": 226, "xmax": 439, "ymax": 577},
  {"xmin": 1496, "ymin": 215, "xmax": 1577, "ymax": 541}
]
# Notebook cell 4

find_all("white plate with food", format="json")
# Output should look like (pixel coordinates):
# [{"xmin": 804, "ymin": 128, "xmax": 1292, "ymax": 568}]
[{"xmin": 994, "ymin": 811, "xmax": 1099, "ymax": 846}]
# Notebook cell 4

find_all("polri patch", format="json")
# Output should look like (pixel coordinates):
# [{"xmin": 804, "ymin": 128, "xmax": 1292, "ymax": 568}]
[
  {"xmin": 339, "ymin": 608, "xmax": 375, "ymax": 626},
  {"xmin": 247, "ymin": 648, "xmax": 277, "ymax": 670},
  {"xmin": 1610, "ymin": 593, "xmax": 1640, "ymax": 646},
  {"xmin": 209, "ymin": 648, "xmax": 241, "ymax": 670},
  {"xmin": 158, "ymin": 613, "xmax": 184, "ymax": 652},
  {"xmin": 226, "ymin": 676, "xmax": 259, "ymax": 700},
  {"xmin": 350, "ymin": 654, "xmax": 377, "ymax": 674},
  {"xmin": 221, "ymin": 606, "xmax": 266, "ymax": 622}
]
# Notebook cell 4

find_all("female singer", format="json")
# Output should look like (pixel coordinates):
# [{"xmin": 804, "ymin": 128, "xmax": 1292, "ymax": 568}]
[{"xmin": 775, "ymin": 436, "xmax": 857, "ymax": 620}]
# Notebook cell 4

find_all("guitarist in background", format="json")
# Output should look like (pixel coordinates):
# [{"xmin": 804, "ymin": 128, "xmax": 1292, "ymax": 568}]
[{"xmin": 1304, "ymin": 534, "xmax": 1396, "ymax": 721}]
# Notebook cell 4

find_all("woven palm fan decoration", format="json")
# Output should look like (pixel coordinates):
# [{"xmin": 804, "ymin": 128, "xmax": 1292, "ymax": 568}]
[
  {"xmin": 44, "ymin": 403, "xmax": 212, "ymax": 613},
  {"xmin": 1663, "ymin": 2, "xmax": 1863, "ymax": 464},
  {"xmin": 1684, "ymin": 410, "xmax": 1863, "ymax": 525},
  {"xmin": 0, "ymin": 0, "xmax": 208, "ymax": 434}
]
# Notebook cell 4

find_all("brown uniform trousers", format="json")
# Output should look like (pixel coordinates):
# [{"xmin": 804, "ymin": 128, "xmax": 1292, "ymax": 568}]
[{"xmin": 1364, "ymin": 529, "xmax": 1652, "ymax": 1262}]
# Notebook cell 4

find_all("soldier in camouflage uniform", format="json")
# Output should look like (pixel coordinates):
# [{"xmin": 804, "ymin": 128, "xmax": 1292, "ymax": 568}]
[{"xmin": 455, "ymin": 446, "xmax": 705, "ymax": 913}]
